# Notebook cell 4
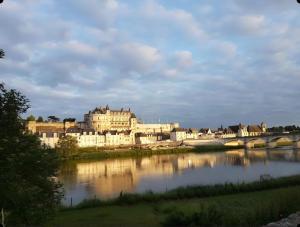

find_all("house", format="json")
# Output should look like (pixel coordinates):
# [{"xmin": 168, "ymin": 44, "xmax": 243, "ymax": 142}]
[
  {"xmin": 135, "ymin": 133, "xmax": 158, "ymax": 144},
  {"xmin": 228, "ymin": 124, "xmax": 249, "ymax": 137},
  {"xmin": 221, "ymin": 128, "xmax": 237, "ymax": 138},
  {"xmin": 66, "ymin": 128, "xmax": 106, "ymax": 147},
  {"xmin": 170, "ymin": 128, "xmax": 187, "ymax": 141},
  {"xmin": 39, "ymin": 132, "xmax": 60, "ymax": 148},
  {"xmin": 247, "ymin": 122, "xmax": 267, "ymax": 136},
  {"xmin": 186, "ymin": 128, "xmax": 199, "ymax": 139},
  {"xmin": 199, "ymin": 128, "xmax": 212, "ymax": 135},
  {"xmin": 227, "ymin": 122, "xmax": 267, "ymax": 137}
]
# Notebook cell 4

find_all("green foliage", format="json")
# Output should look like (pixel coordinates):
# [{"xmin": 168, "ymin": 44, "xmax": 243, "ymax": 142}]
[
  {"xmin": 62, "ymin": 145, "xmax": 242, "ymax": 161},
  {"xmin": 63, "ymin": 118, "xmax": 76, "ymax": 122},
  {"xmin": 0, "ymin": 49, "xmax": 4, "ymax": 58},
  {"xmin": 268, "ymin": 125, "xmax": 300, "ymax": 133},
  {"xmin": 162, "ymin": 188, "xmax": 300, "ymax": 227},
  {"xmin": 73, "ymin": 174, "xmax": 300, "ymax": 208},
  {"xmin": 48, "ymin": 186, "xmax": 300, "ymax": 227},
  {"xmin": 162, "ymin": 205, "xmax": 223, "ymax": 227},
  {"xmin": 57, "ymin": 135, "xmax": 78, "ymax": 158},
  {"xmin": 26, "ymin": 114, "xmax": 35, "ymax": 121},
  {"xmin": 48, "ymin": 115, "xmax": 60, "ymax": 122},
  {"xmin": 37, "ymin": 116, "xmax": 44, "ymax": 122},
  {"xmin": 0, "ymin": 83, "xmax": 63, "ymax": 225}
]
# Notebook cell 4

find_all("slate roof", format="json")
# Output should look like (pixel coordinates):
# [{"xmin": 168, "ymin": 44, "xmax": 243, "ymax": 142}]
[
  {"xmin": 171, "ymin": 128, "xmax": 187, "ymax": 132},
  {"xmin": 248, "ymin": 125, "xmax": 263, "ymax": 132}
]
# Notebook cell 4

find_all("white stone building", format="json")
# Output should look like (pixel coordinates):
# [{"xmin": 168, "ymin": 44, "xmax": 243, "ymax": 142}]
[
  {"xmin": 170, "ymin": 128, "xmax": 187, "ymax": 141},
  {"xmin": 39, "ymin": 132, "xmax": 60, "ymax": 148},
  {"xmin": 135, "ymin": 133, "xmax": 158, "ymax": 145},
  {"xmin": 186, "ymin": 128, "xmax": 199, "ymax": 139}
]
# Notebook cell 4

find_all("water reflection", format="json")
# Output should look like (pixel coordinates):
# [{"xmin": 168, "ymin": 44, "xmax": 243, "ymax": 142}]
[{"xmin": 59, "ymin": 148, "xmax": 300, "ymax": 205}]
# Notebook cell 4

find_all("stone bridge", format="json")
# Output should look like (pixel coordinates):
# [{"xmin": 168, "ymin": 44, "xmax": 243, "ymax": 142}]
[{"xmin": 223, "ymin": 133, "xmax": 300, "ymax": 149}]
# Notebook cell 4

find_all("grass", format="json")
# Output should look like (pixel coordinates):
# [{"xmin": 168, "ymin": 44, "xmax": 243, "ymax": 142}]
[
  {"xmin": 46, "ymin": 186, "xmax": 300, "ymax": 227},
  {"xmin": 63, "ymin": 145, "xmax": 244, "ymax": 161},
  {"xmin": 62, "ymin": 174, "xmax": 300, "ymax": 208}
]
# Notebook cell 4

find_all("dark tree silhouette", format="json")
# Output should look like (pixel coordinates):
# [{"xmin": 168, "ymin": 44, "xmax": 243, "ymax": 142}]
[
  {"xmin": 0, "ymin": 49, "xmax": 4, "ymax": 59},
  {"xmin": 48, "ymin": 115, "xmax": 60, "ymax": 122},
  {"xmin": 0, "ymin": 83, "xmax": 63, "ymax": 225}
]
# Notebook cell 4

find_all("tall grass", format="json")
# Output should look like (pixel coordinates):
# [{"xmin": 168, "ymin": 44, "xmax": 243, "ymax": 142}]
[
  {"xmin": 71, "ymin": 174, "xmax": 300, "ymax": 209},
  {"xmin": 162, "ymin": 187, "xmax": 300, "ymax": 226}
]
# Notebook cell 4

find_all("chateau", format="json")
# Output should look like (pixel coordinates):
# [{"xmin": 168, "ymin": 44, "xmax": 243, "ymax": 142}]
[
  {"xmin": 82, "ymin": 105, "xmax": 137, "ymax": 132},
  {"xmin": 26, "ymin": 105, "xmax": 180, "ymax": 148}
]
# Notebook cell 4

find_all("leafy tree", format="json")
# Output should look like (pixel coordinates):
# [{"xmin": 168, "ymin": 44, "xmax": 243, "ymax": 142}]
[
  {"xmin": 0, "ymin": 83, "xmax": 63, "ymax": 225},
  {"xmin": 26, "ymin": 114, "xmax": 35, "ymax": 121},
  {"xmin": 0, "ymin": 49, "xmax": 4, "ymax": 58},
  {"xmin": 63, "ymin": 117, "xmax": 76, "ymax": 122},
  {"xmin": 57, "ymin": 135, "xmax": 78, "ymax": 158},
  {"xmin": 37, "ymin": 116, "xmax": 44, "ymax": 122},
  {"xmin": 48, "ymin": 115, "xmax": 60, "ymax": 122}
]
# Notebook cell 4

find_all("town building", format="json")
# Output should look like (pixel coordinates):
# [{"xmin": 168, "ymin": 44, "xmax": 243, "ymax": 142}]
[
  {"xmin": 135, "ymin": 133, "xmax": 158, "ymax": 145},
  {"xmin": 66, "ymin": 128, "xmax": 135, "ymax": 147},
  {"xmin": 226, "ymin": 122, "xmax": 267, "ymax": 137},
  {"xmin": 26, "ymin": 120, "xmax": 76, "ymax": 134},
  {"xmin": 135, "ymin": 123, "xmax": 179, "ymax": 133},
  {"xmin": 170, "ymin": 128, "xmax": 187, "ymax": 141},
  {"xmin": 39, "ymin": 132, "xmax": 60, "ymax": 148},
  {"xmin": 186, "ymin": 128, "xmax": 199, "ymax": 139},
  {"xmin": 221, "ymin": 128, "xmax": 237, "ymax": 138}
]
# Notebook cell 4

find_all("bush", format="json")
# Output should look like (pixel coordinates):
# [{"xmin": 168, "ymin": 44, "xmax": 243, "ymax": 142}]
[{"xmin": 162, "ymin": 205, "xmax": 223, "ymax": 227}]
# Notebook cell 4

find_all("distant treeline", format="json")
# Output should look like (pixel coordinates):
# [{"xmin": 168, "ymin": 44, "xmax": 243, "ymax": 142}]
[{"xmin": 268, "ymin": 125, "xmax": 300, "ymax": 133}]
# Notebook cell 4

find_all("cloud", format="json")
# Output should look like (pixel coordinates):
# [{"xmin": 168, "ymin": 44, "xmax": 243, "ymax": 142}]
[
  {"xmin": 1, "ymin": 0, "xmax": 300, "ymax": 127},
  {"xmin": 108, "ymin": 42, "xmax": 162, "ymax": 74},
  {"xmin": 141, "ymin": 0, "xmax": 207, "ymax": 40},
  {"xmin": 174, "ymin": 51, "xmax": 193, "ymax": 69}
]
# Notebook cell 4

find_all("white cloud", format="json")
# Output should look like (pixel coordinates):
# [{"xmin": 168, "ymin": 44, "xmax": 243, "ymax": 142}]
[
  {"xmin": 141, "ymin": 1, "xmax": 207, "ymax": 40},
  {"xmin": 174, "ymin": 51, "xmax": 193, "ymax": 69},
  {"xmin": 108, "ymin": 42, "xmax": 162, "ymax": 73}
]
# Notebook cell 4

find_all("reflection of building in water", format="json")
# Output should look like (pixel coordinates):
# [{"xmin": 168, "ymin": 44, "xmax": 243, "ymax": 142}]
[
  {"xmin": 224, "ymin": 149, "xmax": 300, "ymax": 166},
  {"xmin": 61, "ymin": 149, "xmax": 300, "ymax": 199},
  {"xmin": 74, "ymin": 154, "xmax": 221, "ymax": 198}
]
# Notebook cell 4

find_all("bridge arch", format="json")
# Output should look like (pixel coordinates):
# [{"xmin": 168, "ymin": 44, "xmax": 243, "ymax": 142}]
[
  {"xmin": 224, "ymin": 139, "xmax": 244, "ymax": 146},
  {"xmin": 245, "ymin": 138, "xmax": 266, "ymax": 148}
]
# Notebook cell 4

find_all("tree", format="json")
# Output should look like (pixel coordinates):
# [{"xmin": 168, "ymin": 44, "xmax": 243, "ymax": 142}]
[
  {"xmin": 37, "ymin": 116, "xmax": 44, "ymax": 122},
  {"xmin": 63, "ymin": 118, "xmax": 76, "ymax": 122},
  {"xmin": 0, "ymin": 83, "xmax": 63, "ymax": 225},
  {"xmin": 0, "ymin": 49, "xmax": 4, "ymax": 59},
  {"xmin": 56, "ymin": 135, "xmax": 78, "ymax": 158},
  {"xmin": 48, "ymin": 115, "xmax": 60, "ymax": 122},
  {"xmin": 26, "ymin": 114, "xmax": 35, "ymax": 121}
]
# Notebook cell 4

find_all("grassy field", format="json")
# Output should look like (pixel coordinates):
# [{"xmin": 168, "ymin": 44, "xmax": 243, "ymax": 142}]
[{"xmin": 46, "ymin": 186, "xmax": 300, "ymax": 227}]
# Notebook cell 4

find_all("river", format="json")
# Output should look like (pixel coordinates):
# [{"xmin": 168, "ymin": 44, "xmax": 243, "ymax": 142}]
[{"xmin": 59, "ymin": 148, "xmax": 300, "ymax": 205}]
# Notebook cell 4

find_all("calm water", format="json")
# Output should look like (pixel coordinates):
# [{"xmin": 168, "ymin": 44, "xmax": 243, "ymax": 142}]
[{"xmin": 59, "ymin": 148, "xmax": 300, "ymax": 205}]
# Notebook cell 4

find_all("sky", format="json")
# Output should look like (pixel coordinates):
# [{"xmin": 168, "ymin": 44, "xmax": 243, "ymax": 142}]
[{"xmin": 1, "ymin": 0, "xmax": 300, "ymax": 128}]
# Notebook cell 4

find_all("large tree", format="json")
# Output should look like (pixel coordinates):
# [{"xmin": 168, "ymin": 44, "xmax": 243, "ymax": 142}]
[
  {"xmin": 57, "ymin": 135, "xmax": 78, "ymax": 158},
  {"xmin": 37, "ymin": 116, "xmax": 44, "ymax": 122},
  {"xmin": 0, "ymin": 83, "xmax": 63, "ymax": 225},
  {"xmin": 26, "ymin": 114, "xmax": 36, "ymax": 121}
]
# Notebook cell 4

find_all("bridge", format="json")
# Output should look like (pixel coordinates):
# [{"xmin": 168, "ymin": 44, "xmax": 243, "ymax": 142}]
[{"xmin": 223, "ymin": 133, "xmax": 300, "ymax": 149}]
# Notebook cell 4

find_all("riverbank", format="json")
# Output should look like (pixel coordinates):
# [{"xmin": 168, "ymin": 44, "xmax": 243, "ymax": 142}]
[
  {"xmin": 47, "ymin": 183, "xmax": 300, "ymax": 227},
  {"xmin": 64, "ymin": 144, "xmax": 244, "ymax": 160},
  {"xmin": 64, "ymin": 174, "xmax": 300, "ymax": 208}
]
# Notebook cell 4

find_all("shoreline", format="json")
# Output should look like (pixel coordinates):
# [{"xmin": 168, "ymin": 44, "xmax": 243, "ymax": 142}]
[
  {"xmin": 64, "ymin": 174, "xmax": 300, "ymax": 209},
  {"xmin": 60, "ymin": 144, "xmax": 245, "ymax": 161}
]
